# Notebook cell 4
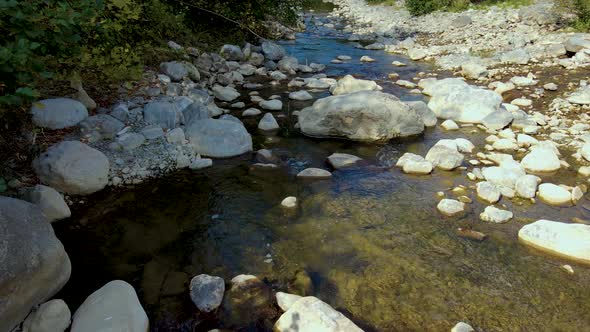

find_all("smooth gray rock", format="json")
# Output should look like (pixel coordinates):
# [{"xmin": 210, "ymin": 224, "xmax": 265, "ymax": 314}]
[
  {"xmin": 425, "ymin": 145, "xmax": 463, "ymax": 170},
  {"xmin": 212, "ymin": 85, "xmax": 240, "ymax": 102},
  {"xmin": 31, "ymin": 98, "xmax": 88, "ymax": 130},
  {"xmin": 260, "ymin": 99, "xmax": 283, "ymax": 111},
  {"xmin": 110, "ymin": 103, "xmax": 129, "ymax": 122},
  {"xmin": 482, "ymin": 110, "xmax": 513, "ymax": 130},
  {"xmin": 22, "ymin": 299, "xmax": 71, "ymax": 332},
  {"xmin": 500, "ymin": 49, "xmax": 530, "ymax": 65},
  {"xmin": 160, "ymin": 61, "xmax": 188, "ymax": 81},
  {"xmin": 0, "ymin": 197, "xmax": 71, "ymax": 332},
  {"xmin": 185, "ymin": 119, "xmax": 253, "ymax": 158},
  {"xmin": 141, "ymin": 125, "xmax": 165, "ymax": 140},
  {"xmin": 143, "ymin": 100, "xmax": 183, "ymax": 129},
  {"xmin": 428, "ymin": 81, "xmax": 503, "ymax": 123},
  {"xmin": 327, "ymin": 153, "xmax": 362, "ymax": 169},
  {"xmin": 21, "ymin": 185, "xmax": 71, "ymax": 222},
  {"xmin": 220, "ymin": 44, "xmax": 244, "ymax": 61},
  {"xmin": 261, "ymin": 41, "xmax": 286, "ymax": 61},
  {"xmin": 565, "ymin": 35, "xmax": 590, "ymax": 53},
  {"xmin": 330, "ymin": 75, "xmax": 381, "ymax": 96},
  {"xmin": 33, "ymin": 141, "xmax": 110, "ymax": 195},
  {"xmin": 79, "ymin": 114, "xmax": 125, "ymax": 140},
  {"xmin": 258, "ymin": 113, "xmax": 279, "ymax": 131},
  {"xmin": 71, "ymin": 280, "xmax": 148, "ymax": 332},
  {"xmin": 406, "ymin": 101, "xmax": 437, "ymax": 127},
  {"xmin": 298, "ymin": 91, "xmax": 424, "ymax": 142},
  {"xmin": 278, "ymin": 56, "xmax": 299, "ymax": 72},
  {"xmin": 189, "ymin": 274, "xmax": 225, "ymax": 313}
]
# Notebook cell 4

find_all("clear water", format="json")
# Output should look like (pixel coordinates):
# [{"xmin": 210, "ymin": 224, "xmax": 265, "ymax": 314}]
[{"xmin": 54, "ymin": 13, "xmax": 590, "ymax": 332}]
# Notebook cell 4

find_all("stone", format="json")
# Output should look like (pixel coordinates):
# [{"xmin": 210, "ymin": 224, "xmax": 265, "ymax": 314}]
[
  {"xmin": 274, "ymin": 296, "xmax": 362, "ymax": 332},
  {"xmin": 258, "ymin": 113, "xmax": 280, "ymax": 131},
  {"xmin": 143, "ymin": 100, "xmax": 182, "ymax": 129},
  {"xmin": 360, "ymin": 55, "xmax": 375, "ymax": 62},
  {"xmin": 276, "ymin": 292, "xmax": 302, "ymax": 312},
  {"xmin": 213, "ymin": 85, "xmax": 240, "ymax": 102},
  {"xmin": 441, "ymin": 119, "xmax": 459, "ymax": 130},
  {"xmin": 461, "ymin": 63, "xmax": 488, "ymax": 79},
  {"xmin": 166, "ymin": 127, "xmax": 185, "ymax": 144},
  {"xmin": 544, "ymin": 83, "xmax": 558, "ymax": 91},
  {"xmin": 538, "ymin": 183, "xmax": 571, "ymax": 206},
  {"xmin": 408, "ymin": 48, "xmax": 428, "ymax": 60},
  {"xmin": 298, "ymin": 91, "xmax": 424, "ymax": 142},
  {"xmin": 480, "ymin": 206, "xmax": 513, "ymax": 223},
  {"xmin": 31, "ymin": 98, "xmax": 88, "ymax": 130},
  {"xmin": 425, "ymin": 145, "xmax": 463, "ymax": 171},
  {"xmin": 492, "ymin": 138, "xmax": 518, "ymax": 151},
  {"xmin": 141, "ymin": 125, "xmax": 165, "ymax": 140},
  {"xmin": 452, "ymin": 15, "xmax": 472, "ymax": 28},
  {"xmin": 327, "ymin": 153, "xmax": 362, "ymax": 169},
  {"xmin": 452, "ymin": 322, "xmax": 475, "ymax": 332},
  {"xmin": 260, "ymin": 99, "xmax": 283, "ymax": 111},
  {"xmin": 455, "ymin": 138, "xmax": 475, "ymax": 153},
  {"xmin": 79, "ymin": 114, "xmax": 125, "ymax": 140},
  {"xmin": 223, "ymin": 275, "xmax": 274, "ymax": 326},
  {"xmin": 521, "ymin": 147, "xmax": 560, "ymax": 172},
  {"xmin": 189, "ymin": 274, "xmax": 225, "ymax": 313},
  {"xmin": 437, "ymin": 199, "xmax": 465, "ymax": 217},
  {"xmin": 297, "ymin": 168, "xmax": 332, "ymax": 179},
  {"xmin": 186, "ymin": 119, "xmax": 252, "ymax": 158},
  {"xmin": 500, "ymin": 49, "xmax": 530, "ymax": 65},
  {"xmin": 565, "ymin": 36, "xmax": 590, "ymax": 53},
  {"xmin": 189, "ymin": 158, "xmax": 213, "ymax": 170},
  {"xmin": 33, "ymin": 141, "xmax": 109, "ymax": 195},
  {"xmin": 261, "ymin": 41, "xmax": 286, "ymax": 61},
  {"xmin": 406, "ymin": 101, "xmax": 437, "ymax": 127},
  {"xmin": 281, "ymin": 197, "xmax": 297, "ymax": 208},
  {"xmin": 403, "ymin": 159, "xmax": 433, "ymax": 175},
  {"xmin": 482, "ymin": 165, "xmax": 524, "ymax": 189},
  {"xmin": 117, "ymin": 133, "xmax": 145, "ymax": 151},
  {"xmin": 330, "ymin": 75, "xmax": 381, "ymax": 96},
  {"xmin": 0, "ymin": 197, "xmax": 71, "ymax": 332},
  {"xmin": 568, "ymin": 86, "xmax": 590, "ymax": 105},
  {"xmin": 515, "ymin": 175, "xmax": 540, "ymax": 198},
  {"xmin": 220, "ymin": 44, "xmax": 244, "ymax": 61},
  {"xmin": 289, "ymin": 90, "xmax": 313, "ymax": 101},
  {"xmin": 160, "ymin": 61, "xmax": 188, "ymax": 81},
  {"xmin": 242, "ymin": 108, "xmax": 261, "ymax": 117},
  {"xmin": 477, "ymin": 181, "xmax": 501, "ymax": 203},
  {"xmin": 270, "ymin": 70, "xmax": 288, "ymax": 81},
  {"xmin": 22, "ymin": 185, "xmax": 71, "ymax": 222},
  {"xmin": 427, "ymin": 80, "xmax": 502, "ymax": 123},
  {"xmin": 278, "ymin": 56, "xmax": 299, "ymax": 72},
  {"xmin": 71, "ymin": 280, "xmax": 148, "ymax": 332},
  {"xmin": 519, "ymin": 220, "xmax": 590, "ymax": 264},
  {"xmin": 22, "ymin": 299, "xmax": 71, "ymax": 332}
]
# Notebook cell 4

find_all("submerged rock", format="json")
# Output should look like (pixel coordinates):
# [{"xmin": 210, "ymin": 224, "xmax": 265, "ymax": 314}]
[
  {"xmin": 71, "ymin": 280, "xmax": 148, "ymax": 332},
  {"xmin": 298, "ymin": 91, "xmax": 424, "ymax": 142},
  {"xmin": 480, "ymin": 206, "xmax": 513, "ymax": 223},
  {"xmin": 437, "ymin": 199, "xmax": 465, "ymax": 217},
  {"xmin": 0, "ymin": 197, "xmax": 71, "ymax": 332},
  {"xmin": 297, "ymin": 168, "xmax": 332, "ymax": 179},
  {"xmin": 189, "ymin": 274, "xmax": 225, "ymax": 313},
  {"xmin": 519, "ymin": 220, "xmax": 590, "ymax": 264},
  {"xmin": 274, "ymin": 296, "xmax": 362, "ymax": 332},
  {"xmin": 327, "ymin": 153, "xmax": 362, "ymax": 169}
]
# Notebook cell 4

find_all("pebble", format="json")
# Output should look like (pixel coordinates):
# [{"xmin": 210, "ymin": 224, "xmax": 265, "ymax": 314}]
[{"xmin": 281, "ymin": 196, "xmax": 297, "ymax": 208}]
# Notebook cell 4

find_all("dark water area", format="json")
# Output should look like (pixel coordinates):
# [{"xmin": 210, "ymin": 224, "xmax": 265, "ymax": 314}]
[{"xmin": 54, "ymin": 12, "xmax": 590, "ymax": 332}]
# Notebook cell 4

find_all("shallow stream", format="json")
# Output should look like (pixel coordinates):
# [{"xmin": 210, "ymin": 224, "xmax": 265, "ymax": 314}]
[{"xmin": 54, "ymin": 12, "xmax": 590, "ymax": 332}]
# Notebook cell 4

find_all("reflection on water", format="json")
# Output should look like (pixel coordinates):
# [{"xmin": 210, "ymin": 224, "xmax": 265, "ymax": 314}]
[{"xmin": 54, "ymin": 12, "xmax": 590, "ymax": 332}]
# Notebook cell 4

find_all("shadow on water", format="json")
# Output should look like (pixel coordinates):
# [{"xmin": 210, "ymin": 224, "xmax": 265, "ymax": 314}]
[{"xmin": 54, "ymin": 12, "xmax": 590, "ymax": 332}]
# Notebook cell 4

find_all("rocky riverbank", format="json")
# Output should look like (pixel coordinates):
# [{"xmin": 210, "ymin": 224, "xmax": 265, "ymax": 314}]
[{"xmin": 3, "ymin": 1, "xmax": 590, "ymax": 331}]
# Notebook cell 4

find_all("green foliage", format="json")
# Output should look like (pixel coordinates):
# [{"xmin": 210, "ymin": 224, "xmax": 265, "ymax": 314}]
[
  {"xmin": 403, "ymin": 0, "xmax": 533, "ymax": 15},
  {"xmin": 1, "ymin": 0, "xmax": 306, "ymax": 107}
]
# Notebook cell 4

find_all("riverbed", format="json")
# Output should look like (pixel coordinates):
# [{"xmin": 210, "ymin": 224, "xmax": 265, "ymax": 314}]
[{"xmin": 54, "ymin": 11, "xmax": 590, "ymax": 332}]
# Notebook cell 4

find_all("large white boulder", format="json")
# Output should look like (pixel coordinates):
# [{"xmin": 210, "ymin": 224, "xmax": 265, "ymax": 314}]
[
  {"xmin": 425, "ymin": 145, "xmax": 463, "ymax": 170},
  {"xmin": 31, "ymin": 98, "xmax": 88, "ymax": 130},
  {"xmin": 298, "ymin": 91, "xmax": 424, "ymax": 142},
  {"xmin": 538, "ymin": 183, "xmax": 571, "ymax": 206},
  {"xmin": 329, "ymin": 75, "xmax": 382, "ymax": 95},
  {"xmin": 521, "ymin": 147, "xmax": 560, "ymax": 172},
  {"xmin": 71, "ymin": 280, "xmax": 148, "ymax": 332},
  {"xmin": 519, "ymin": 220, "xmax": 590, "ymax": 264},
  {"xmin": 186, "ymin": 119, "xmax": 252, "ymax": 158},
  {"xmin": 274, "ymin": 296, "xmax": 363, "ymax": 332},
  {"xmin": 33, "ymin": 141, "xmax": 110, "ymax": 195},
  {"xmin": 427, "ymin": 81, "xmax": 503, "ymax": 123},
  {"xmin": 0, "ymin": 197, "xmax": 71, "ymax": 332}
]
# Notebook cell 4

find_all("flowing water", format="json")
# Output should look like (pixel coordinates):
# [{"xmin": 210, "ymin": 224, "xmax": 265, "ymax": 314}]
[{"xmin": 54, "ymin": 12, "xmax": 590, "ymax": 332}]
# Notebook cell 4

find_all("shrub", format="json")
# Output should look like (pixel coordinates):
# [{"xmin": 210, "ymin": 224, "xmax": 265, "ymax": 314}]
[{"xmin": 405, "ymin": 0, "xmax": 450, "ymax": 16}]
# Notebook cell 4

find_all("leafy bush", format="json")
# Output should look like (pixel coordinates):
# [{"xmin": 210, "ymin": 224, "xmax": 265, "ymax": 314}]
[{"xmin": 405, "ymin": 0, "xmax": 450, "ymax": 16}]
